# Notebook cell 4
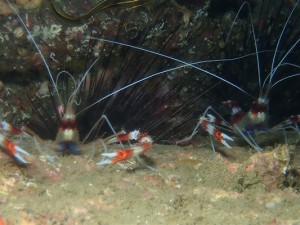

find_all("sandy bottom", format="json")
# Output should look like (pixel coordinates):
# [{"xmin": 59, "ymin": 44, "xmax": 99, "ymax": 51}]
[{"xmin": 0, "ymin": 134, "xmax": 299, "ymax": 225}]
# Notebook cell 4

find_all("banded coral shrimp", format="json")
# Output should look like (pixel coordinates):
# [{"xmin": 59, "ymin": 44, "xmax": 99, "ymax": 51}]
[
  {"xmin": 1, "ymin": 0, "xmax": 164, "ymax": 169},
  {"xmin": 3, "ymin": 0, "xmax": 299, "ymax": 169},
  {"xmin": 2, "ymin": 2, "xmax": 300, "ymax": 224},
  {"xmin": 1, "ymin": 0, "xmax": 254, "ymax": 168},
  {"xmin": 177, "ymin": 0, "xmax": 300, "ymax": 153},
  {"xmin": 2, "ymin": 0, "xmax": 229, "ymax": 168}
]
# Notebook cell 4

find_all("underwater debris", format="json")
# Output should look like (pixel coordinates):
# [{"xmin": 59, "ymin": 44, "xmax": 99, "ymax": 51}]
[
  {"xmin": 16, "ymin": 0, "xmax": 42, "ymax": 11},
  {"xmin": 0, "ymin": 1, "xmax": 12, "ymax": 15},
  {"xmin": 13, "ymin": 26, "xmax": 25, "ymax": 39},
  {"xmin": 50, "ymin": 0, "xmax": 149, "ymax": 25},
  {"xmin": 244, "ymin": 145, "xmax": 294, "ymax": 192},
  {"xmin": 32, "ymin": 24, "xmax": 62, "ymax": 41},
  {"xmin": 200, "ymin": 144, "xmax": 299, "ymax": 193}
]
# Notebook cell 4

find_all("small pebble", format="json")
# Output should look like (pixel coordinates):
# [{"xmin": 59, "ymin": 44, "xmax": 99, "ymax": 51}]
[
  {"xmin": 265, "ymin": 196, "xmax": 283, "ymax": 209},
  {"xmin": 13, "ymin": 27, "xmax": 25, "ymax": 39}
]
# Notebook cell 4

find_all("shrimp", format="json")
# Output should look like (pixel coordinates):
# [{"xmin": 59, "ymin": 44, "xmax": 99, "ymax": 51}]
[
  {"xmin": 5, "ymin": 0, "xmax": 156, "ymax": 167},
  {"xmin": 177, "ymin": 0, "xmax": 300, "ymax": 152},
  {"xmin": 5, "ymin": 0, "xmax": 299, "ymax": 166}
]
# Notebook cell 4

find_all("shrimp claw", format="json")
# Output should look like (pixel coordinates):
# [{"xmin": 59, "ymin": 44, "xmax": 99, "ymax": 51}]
[{"xmin": 200, "ymin": 116, "xmax": 234, "ymax": 148}]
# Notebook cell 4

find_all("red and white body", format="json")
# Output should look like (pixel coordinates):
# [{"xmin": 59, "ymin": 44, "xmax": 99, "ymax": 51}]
[
  {"xmin": 98, "ymin": 130, "xmax": 153, "ymax": 165},
  {"xmin": 0, "ymin": 121, "xmax": 30, "ymax": 164}
]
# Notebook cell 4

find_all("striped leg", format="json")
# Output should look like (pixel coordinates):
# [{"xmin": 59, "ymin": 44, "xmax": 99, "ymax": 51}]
[
  {"xmin": 200, "ymin": 116, "xmax": 234, "ymax": 148},
  {"xmin": 98, "ymin": 130, "xmax": 153, "ymax": 165},
  {"xmin": 0, "ymin": 133, "xmax": 30, "ymax": 165},
  {"xmin": 97, "ymin": 142, "xmax": 152, "ymax": 165},
  {"xmin": 106, "ymin": 130, "xmax": 150, "ymax": 144}
]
